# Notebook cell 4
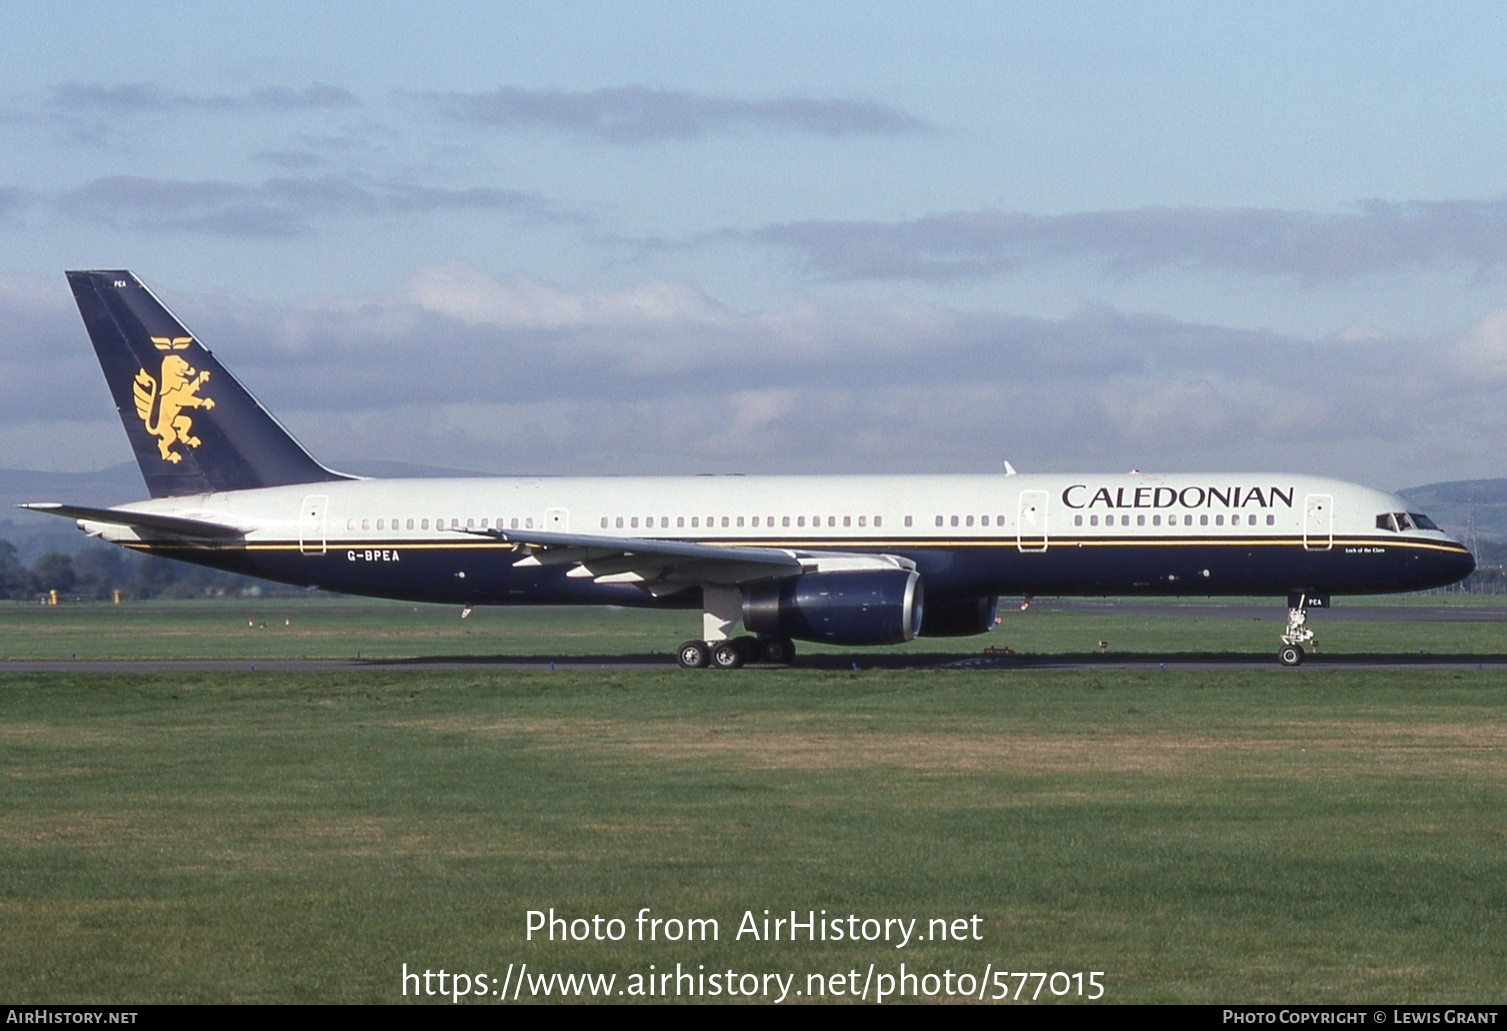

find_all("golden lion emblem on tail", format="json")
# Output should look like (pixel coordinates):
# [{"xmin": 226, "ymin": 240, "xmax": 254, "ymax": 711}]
[{"xmin": 133, "ymin": 337, "xmax": 215, "ymax": 463}]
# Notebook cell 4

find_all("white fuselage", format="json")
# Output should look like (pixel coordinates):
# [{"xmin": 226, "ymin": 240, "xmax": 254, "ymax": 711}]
[{"xmin": 80, "ymin": 471, "xmax": 1471, "ymax": 607}]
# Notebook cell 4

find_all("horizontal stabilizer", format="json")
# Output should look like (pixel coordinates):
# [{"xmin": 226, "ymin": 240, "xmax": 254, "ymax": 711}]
[{"xmin": 18, "ymin": 502, "xmax": 252, "ymax": 539}]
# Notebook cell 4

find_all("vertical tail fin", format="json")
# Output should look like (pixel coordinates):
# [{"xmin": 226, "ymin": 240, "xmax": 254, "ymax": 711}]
[{"xmin": 66, "ymin": 270, "xmax": 352, "ymax": 498}]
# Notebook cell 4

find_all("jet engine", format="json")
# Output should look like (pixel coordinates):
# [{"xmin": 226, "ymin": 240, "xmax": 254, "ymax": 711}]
[
  {"xmin": 919, "ymin": 594, "xmax": 1000, "ymax": 637},
  {"xmin": 743, "ymin": 569, "xmax": 923, "ymax": 646}
]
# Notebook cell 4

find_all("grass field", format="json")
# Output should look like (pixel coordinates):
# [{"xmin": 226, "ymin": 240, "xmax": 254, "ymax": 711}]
[
  {"xmin": 1, "ymin": 595, "xmax": 1503, "ymax": 662},
  {"xmin": 2, "ymin": 602, "xmax": 1505, "ymax": 1004}
]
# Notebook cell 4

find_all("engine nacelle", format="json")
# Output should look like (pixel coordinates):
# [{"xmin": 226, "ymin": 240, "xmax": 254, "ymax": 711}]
[
  {"xmin": 919, "ymin": 594, "xmax": 1000, "ymax": 637},
  {"xmin": 743, "ymin": 570, "xmax": 923, "ymax": 646}
]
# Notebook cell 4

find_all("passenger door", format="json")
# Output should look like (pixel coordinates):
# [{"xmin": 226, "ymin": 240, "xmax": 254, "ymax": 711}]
[
  {"xmin": 1017, "ymin": 490, "xmax": 1049, "ymax": 552},
  {"xmin": 298, "ymin": 494, "xmax": 328, "ymax": 556},
  {"xmin": 1303, "ymin": 493, "xmax": 1333, "ymax": 551}
]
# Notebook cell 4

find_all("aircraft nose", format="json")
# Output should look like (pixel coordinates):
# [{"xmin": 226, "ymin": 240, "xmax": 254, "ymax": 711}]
[{"xmin": 1437, "ymin": 541, "xmax": 1476, "ymax": 586}]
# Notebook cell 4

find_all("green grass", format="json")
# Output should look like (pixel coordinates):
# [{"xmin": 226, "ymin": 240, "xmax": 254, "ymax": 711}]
[
  {"xmin": 0, "ymin": 601, "xmax": 698, "ymax": 661},
  {"xmin": 3, "ymin": 665, "xmax": 1507, "ymax": 1003},
  {"xmin": 2, "ymin": 595, "xmax": 1504, "ymax": 661}
]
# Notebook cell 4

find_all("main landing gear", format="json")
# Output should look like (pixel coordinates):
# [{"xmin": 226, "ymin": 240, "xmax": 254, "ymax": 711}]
[
  {"xmin": 677, "ymin": 635, "xmax": 797, "ymax": 670},
  {"xmin": 676, "ymin": 584, "xmax": 795, "ymax": 670},
  {"xmin": 1278, "ymin": 592, "xmax": 1325, "ymax": 666}
]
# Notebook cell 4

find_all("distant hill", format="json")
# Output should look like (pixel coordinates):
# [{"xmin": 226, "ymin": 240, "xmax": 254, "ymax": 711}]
[{"xmin": 1397, "ymin": 479, "xmax": 1507, "ymax": 543}]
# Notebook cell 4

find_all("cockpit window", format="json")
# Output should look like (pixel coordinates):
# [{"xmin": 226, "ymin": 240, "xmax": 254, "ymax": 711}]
[{"xmin": 1376, "ymin": 511, "xmax": 1441, "ymax": 533}]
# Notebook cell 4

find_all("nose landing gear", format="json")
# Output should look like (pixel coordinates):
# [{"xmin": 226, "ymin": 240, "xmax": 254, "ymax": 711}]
[{"xmin": 1279, "ymin": 592, "xmax": 1326, "ymax": 666}]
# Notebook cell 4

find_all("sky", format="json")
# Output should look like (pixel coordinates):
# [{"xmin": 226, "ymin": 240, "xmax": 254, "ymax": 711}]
[{"xmin": 3, "ymin": 1, "xmax": 1507, "ymax": 491}]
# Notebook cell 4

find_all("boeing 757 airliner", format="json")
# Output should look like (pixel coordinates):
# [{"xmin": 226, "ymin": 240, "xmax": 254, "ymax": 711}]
[{"xmin": 22, "ymin": 271, "xmax": 1475, "ymax": 668}]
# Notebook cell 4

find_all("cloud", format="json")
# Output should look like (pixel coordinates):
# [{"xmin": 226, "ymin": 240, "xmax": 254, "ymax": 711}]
[
  {"xmin": 51, "ymin": 82, "xmax": 359, "ymax": 115},
  {"xmin": 251, "ymin": 149, "xmax": 332, "ymax": 171},
  {"xmin": 740, "ymin": 199, "xmax": 1507, "ymax": 284},
  {"xmin": 428, "ymin": 85, "xmax": 933, "ymax": 143},
  {"xmin": 55, "ymin": 174, "xmax": 572, "ymax": 236},
  {"xmin": 404, "ymin": 262, "xmax": 730, "ymax": 332},
  {"xmin": 1, "ymin": 265, "xmax": 1496, "ymax": 487},
  {"xmin": 1444, "ymin": 308, "xmax": 1507, "ymax": 383}
]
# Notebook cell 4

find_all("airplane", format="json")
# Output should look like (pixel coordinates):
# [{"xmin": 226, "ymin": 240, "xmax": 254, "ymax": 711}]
[{"xmin": 20, "ymin": 270, "xmax": 1476, "ymax": 668}]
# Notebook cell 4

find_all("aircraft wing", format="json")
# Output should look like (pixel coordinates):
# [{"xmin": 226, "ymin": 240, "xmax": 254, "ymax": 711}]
[
  {"xmin": 18, "ymin": 502, "xmax": 252, "ymax": 540},
  {"xmin": 462, "ymin": 526, "xmax": 909, "ymax": 595}
]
